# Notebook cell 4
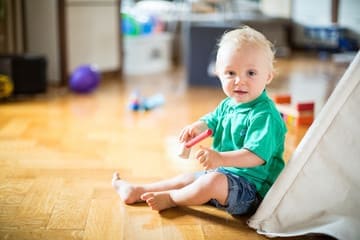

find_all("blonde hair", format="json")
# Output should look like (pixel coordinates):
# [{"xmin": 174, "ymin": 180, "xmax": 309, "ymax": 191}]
[{"xmin": 217, "ymin": 26, "xmax": 275, "ymax": 72}]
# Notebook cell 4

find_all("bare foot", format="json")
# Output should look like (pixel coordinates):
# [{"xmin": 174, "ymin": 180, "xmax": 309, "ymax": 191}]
[
  {"xmin": 112, "ymin": 172, "xmax": 144, "ymax": 204},
  {"xmin": 141, "ymin": 192, "xmax": 176, "ymax": 211}
]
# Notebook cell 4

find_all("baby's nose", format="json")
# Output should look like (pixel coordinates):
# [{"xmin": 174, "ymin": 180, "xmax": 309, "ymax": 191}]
[{"xmin": 234, "ymin": 76, "xmax": 242, "ymax": 85}]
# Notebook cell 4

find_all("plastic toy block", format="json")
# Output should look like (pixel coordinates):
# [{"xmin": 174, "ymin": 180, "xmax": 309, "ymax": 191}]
[
  {"xmin": 277, "ymin": 104, "xmax": 298, "ymax": 117},
  {"xmin": 296, "ymin": 102, "xmax": 315, "ymax": 111},
  {"xmin": 273, "ymin": 94, "xmax": 292, "ymax": 104},
  {"xmin": 283, "ymin": 114, "xmax": 295, "ymax": 125},
  {"xmin": 282, "ymin": 113, "xmax": 314, "ymax": 126},
  {"xmin": 276, "ymin": 103, "xmax": 314, "ymax": 117},
  {"xmin": 296, "ymin": 115, "xmax": 314, "ymax": 126},
  {"xmin": 277, "ymin": 104, "xmax": 313, "ymax": 117}
]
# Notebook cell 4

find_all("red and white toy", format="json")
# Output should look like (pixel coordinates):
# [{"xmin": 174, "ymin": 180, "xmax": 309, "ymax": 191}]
[{"xmin": 178, "ymin": 129, "xmax": 213, "ymax": 159}]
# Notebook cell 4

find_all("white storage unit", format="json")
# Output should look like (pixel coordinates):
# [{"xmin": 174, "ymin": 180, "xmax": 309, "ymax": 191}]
[
  {"xmin": 123, "ymin": 33, "xmax": 173, "ymax": 75},
  {"xmin": 66, "ymin": 0, "xmax": 120, "ymax": 73}
]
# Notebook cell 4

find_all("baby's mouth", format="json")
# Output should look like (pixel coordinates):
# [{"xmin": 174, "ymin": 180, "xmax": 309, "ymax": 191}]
[{"xmin": 233, "ymin": 89, "xmax": 248, "ymax": 94}]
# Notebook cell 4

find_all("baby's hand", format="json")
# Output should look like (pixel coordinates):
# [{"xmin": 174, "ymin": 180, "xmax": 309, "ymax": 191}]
[
  {"xmin": 178, "ymin": 123, "xmax": 204, "ymax": 143},
  {"xmin": 195, "ymin": 146, "xmax": 222, "ymax": 170}
]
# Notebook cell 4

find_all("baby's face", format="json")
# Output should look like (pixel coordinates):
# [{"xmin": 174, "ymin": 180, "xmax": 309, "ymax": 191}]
[{"xmin": 216, "ymin": 43, "xmax": 273, "ymax": 104}]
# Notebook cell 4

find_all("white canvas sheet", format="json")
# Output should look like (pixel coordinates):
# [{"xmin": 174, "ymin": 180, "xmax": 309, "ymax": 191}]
[{"xmin": 248, "ymin": 51, "xmax": 360, "ymax": 240}]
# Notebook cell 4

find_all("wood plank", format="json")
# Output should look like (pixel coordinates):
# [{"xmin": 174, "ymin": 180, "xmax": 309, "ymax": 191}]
[
  {"xmin": 10, "ymin": 178, "xmax": 62, "ymax": 230},
  {"xmin": 0, "ymin": 205, "xmax": 19, "ymax": 220},
  {"xmin": 0, "ymin": 119, "xmax": 29, "ymax": 137},
  {"xmin": 0, "ymin": 230, "xmax": 83, "ymax": 240},
  {"xmin": 162, "ymin": 225, "xmax": 204, "ymax": 240},
  {"xmin": 18, "ymin": 178, "xmax": 61, "ymax": 217},
  {"xmin": 0, "ymin": 179, "xmax": 33, "ymax": 205},
  {"xmin": 121, "ymin": 207, "xmax": 163, "ymax": 240},
  {"xmin": 0, "ymin": 214, "xmax": 49, "ymax": 231},
  {"xmin": 83, "ymin": 199, "xmax": 124, "ymax": 240},
  {"xmin": 202, "ymin": 224, "xmax": 267, "ymax": 240},
  {"xmin": 47, "ymin": 184, "xmax": 93, "ymax": 230},
  {"xmin": 161, "ymin": 206, "xmax": 241, "ymax": 226}
]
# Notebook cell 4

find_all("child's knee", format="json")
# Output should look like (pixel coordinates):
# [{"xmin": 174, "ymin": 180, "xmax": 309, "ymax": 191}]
[{"xmin": 199, "ymin": 172, "xmax": 228, "ymax": 190}]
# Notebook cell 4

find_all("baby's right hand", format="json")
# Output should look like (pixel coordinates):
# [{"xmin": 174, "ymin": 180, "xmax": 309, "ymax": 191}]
[
  {"xmin": 178, "ymin": 121, "xmax": 207, "ymax": 143},
  {"xmin": 179, "ymin": 125, "xmax": 197, "ymax": 143}
]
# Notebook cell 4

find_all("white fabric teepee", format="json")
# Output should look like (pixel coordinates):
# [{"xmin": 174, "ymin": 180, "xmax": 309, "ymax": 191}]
[{"xmin": 248, "ymin": 51, "xmax": 360, "ymax": 240}]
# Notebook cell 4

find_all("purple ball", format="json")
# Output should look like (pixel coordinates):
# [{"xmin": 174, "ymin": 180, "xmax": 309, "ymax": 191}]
[{"xmin": 69, "ymin": 65, "xmax": 100, "ymax": 93}]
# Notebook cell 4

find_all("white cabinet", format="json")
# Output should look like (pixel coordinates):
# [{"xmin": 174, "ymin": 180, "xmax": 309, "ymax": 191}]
[
  {"xmin": 24, "ymin": 0, "xmax": 121, "ymax": 84},
  {"xmin": 66, "ymin": 0, "xmax": 121, "ymax": 73}
]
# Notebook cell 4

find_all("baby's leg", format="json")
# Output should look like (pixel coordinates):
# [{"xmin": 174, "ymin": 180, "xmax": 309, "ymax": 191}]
[
  {"xmin": 112, "ymin": 172, "xmax": 196, "ymax": 204},
  {"xmin": 141, "ymin": 172, "xmax": 228, "ymax": 211}
]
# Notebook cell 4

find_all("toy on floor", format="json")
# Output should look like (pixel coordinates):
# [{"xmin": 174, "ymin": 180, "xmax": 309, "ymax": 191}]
[
  {"xmin": 0, "ymin": 74, "xmax": 13, "ymax": 99},
  {"xmin": 273, "ymin": 94, "xmax": 315, "ymax": 126},
  {"xmin": 178, "ymin": 129, "xmax": 213, "ymax": 159},
  {"xmin": 69, "ymin": 65, "xmax": 100, "ymax": 94},
  {"xmin": 128, "ymin": 90, "xmax": 165, "ymax": 111}
]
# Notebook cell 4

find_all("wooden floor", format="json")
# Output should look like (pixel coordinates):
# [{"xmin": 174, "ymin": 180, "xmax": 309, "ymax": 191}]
[{"xmin": 0, "ymin": 53, "xmax": 347, "ymax": 239}]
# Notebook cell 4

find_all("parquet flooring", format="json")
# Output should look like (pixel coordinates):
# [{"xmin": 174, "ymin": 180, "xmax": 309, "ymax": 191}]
[{"xmin": 0, "ymin": 53, "xmax": 347, "ymax": 239}]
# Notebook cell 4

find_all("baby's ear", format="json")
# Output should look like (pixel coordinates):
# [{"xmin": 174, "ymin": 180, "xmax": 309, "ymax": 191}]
[{"xmin": 266, "ymin": 71, "xmax": 274, "ymax": 84}]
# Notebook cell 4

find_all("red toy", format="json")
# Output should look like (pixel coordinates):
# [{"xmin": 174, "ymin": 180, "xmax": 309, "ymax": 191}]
[
  {"xmin": 273, "ymin": 94, "xmax": 315, "ymax": 126},
  {"xmin": 185, "ymin": 129, "xmax": 213, "ymax": 148},
  {"xmin": 273, "ymin": 94, "xmax": 291, "ymax": 104},
  {"xmin": 178, "ymin": 129, "xmax": 213, "ymax": 159}
]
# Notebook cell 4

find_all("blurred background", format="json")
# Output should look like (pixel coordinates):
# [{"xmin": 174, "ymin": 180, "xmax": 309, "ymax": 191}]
[{"xmin": 0, "ymin": 0, "xmax": 358, "ymax": 93}]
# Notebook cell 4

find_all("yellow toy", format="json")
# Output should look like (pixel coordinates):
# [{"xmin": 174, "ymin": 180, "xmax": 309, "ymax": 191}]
[{"xmin": 0, "ymin": 74, "xmax": 13, "ymax": 98}]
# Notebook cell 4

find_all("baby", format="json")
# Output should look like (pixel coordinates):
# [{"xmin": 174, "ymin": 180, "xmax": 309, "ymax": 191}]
[{"xmin": 113, "ymin": 26, "xmax": 286, "ymax": 215}]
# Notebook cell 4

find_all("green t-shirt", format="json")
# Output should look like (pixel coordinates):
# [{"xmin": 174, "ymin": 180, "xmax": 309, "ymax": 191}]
[{"xmin": 200, "ymin": 90, "xmax": 287, "ymax": 198}]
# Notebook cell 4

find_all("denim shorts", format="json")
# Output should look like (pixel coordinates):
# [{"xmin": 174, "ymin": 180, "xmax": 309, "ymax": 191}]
[{"xmin": 195, "ymin": 168, "xmax": 261, "ymax": 215}]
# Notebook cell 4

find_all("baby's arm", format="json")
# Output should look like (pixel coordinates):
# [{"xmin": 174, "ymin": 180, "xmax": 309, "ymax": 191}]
[
  {"xmin": 196, "ymin": 147, "xmax": 264, "ymax": 170},
  {"xmin": 220, "ymin": 149, "xmax": 265, "ymax": 167}
]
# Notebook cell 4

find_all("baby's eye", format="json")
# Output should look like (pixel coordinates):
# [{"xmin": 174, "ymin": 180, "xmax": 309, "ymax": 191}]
[
  {"xmin": 247, "ymin": 70, "xmax": 257, "ymax": 77},
  {"xmin": 225, "ymin": 71, "xmax": 236, "ymax": 78}
]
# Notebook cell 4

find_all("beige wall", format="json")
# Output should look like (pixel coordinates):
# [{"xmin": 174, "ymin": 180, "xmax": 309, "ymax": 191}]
[
  {"xmin": 339, "ymin": 0, "xmax": 360, "ymax": 38},
  {"xmin": 292, "ymin": 0, "xmax": 333, "ymax": 26},
  {"xmin": 260, "ymin": 0, "xmax": 291, "ymax": 18}
]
